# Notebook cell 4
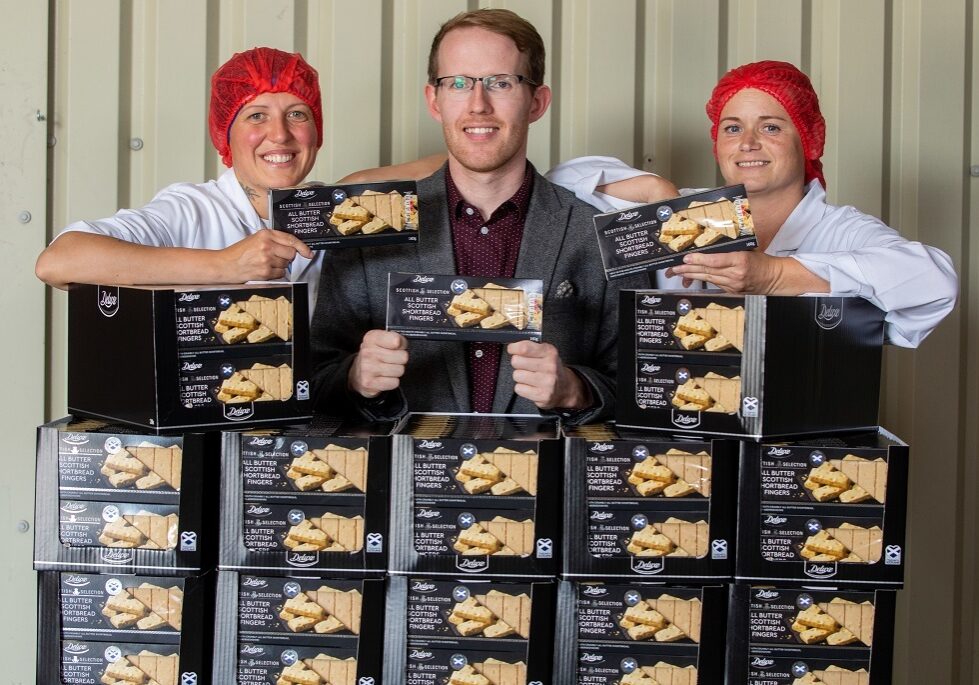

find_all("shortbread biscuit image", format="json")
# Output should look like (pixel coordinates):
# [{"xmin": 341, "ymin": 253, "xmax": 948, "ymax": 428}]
[
  {"xmin": 818, "ymin": 598, "xmax": 875, "ymax": 646},
  {"xmin": 111, "ymin": 650, "xmax": 179, "ymax": 685},
  {"xmin": 278, "ymin": 586, "xmax": 363, "ymax": 635},
  {"xmin": 671, "ymin": 301, "xmax": 745, "ymax": 352},
  {"xmin": 450, "ymin": 659, "xmax": 527, "ymax": 685},
  {"xmin": 619, "ymin": 662, "xmax": 698, "ymax": 685},
  {"xmin": 104, "ymin": 583, "xmax": 183, "ymax": 632},
  {"xmin": 99, "ymin": 512, "xmax": 178, "ymax": 550},
  {"xmin": 286, "ymin": 445, "xmax": 368, "ymax": 493},
  {"xmin": 453, "ymin": 517, "xmax": 535, "ymax": 556},
  {"xmin": 214, "ymin": 294, "xmax": 292, "ymax": 343},
  {"xmin": 654, "ymin": 517, "xmax": 709, "ymax": 558},
  {"xmin": 102, "ymin": 444, "xmax": 182, "ymax": 491},
  {"xmin": 657, "ymin": 197, "xmax": 753, "ymax": 252},
  {"xmin": 811, "ymin": 666, "xmax": 871, "ymax": 685},
  {"xmin": 804, "ymin": 454, "xmax": 887, "ymax": 504},
  {"xmin": 454, "ymin": 447, "xmax": 538, "ymax": 495},
  {"xmin": 300, "ymin": 654, "xmax": 358, "ymax": 684},
  {"xmin": 472, "ymin": 284, "xmax": 528, "ymax": 330},
  {"xmin": 283, "ymin": 513, "xmax": 365, "ymax": 552},
  {"xmin": 217, "ymin": 363, "xmax": 293, "ymax": 402},
  {"xmin": 800, "ymin": 525, "xmax": 882, "ymax": 563},
  {"xmin": 446, "ymin": 590, "xmax": 532, "ymax": 639},
  {"xmin": 790, "ymin": 598, "xmax": 874, "ymax": 647},
  {"xmin": 670, "ymin": 372, "xmax": 741, "ymax": 413},
  {"xmin": 646, "ymin": 593, "xmax": 703, "ymax": 643},
  {"xmin": 628, "ymin": 448, "xmax": 711, "ymax": 498}
]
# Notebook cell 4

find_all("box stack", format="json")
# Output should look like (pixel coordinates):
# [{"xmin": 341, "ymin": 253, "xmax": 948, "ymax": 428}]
[
  {"xmin": 606, "ymin": 289, "xmax": 907, "ymax": 685},
  {"xmin": 213, "ymin": 418, "xmax": 392, "ymax": 684}
]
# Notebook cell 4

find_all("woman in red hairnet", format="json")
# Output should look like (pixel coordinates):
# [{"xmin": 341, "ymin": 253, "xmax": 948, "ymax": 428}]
[
  {"xmin": 547, "ymin": 60, "xmax": 957, "ymax": 348},
  {"xmin": 36, "ymin": 47, "xmax": 323, "ymax": 302}
]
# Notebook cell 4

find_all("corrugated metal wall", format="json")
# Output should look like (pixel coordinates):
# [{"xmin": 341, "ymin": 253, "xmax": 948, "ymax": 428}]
[{"xmin": 1, "ymin": 0, "xmax": 972, "ymax": 682}]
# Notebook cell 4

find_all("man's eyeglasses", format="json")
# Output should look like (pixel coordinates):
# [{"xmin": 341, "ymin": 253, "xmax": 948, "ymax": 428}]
[{"xmin": 433, "ymin": 74, "xmax": 538, "ymax": 97}]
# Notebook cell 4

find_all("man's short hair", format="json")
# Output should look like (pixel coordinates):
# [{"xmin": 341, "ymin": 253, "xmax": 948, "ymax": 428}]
[{"xmin": 427, "ymin": 8, "xmax": 545, "ymax": 87}]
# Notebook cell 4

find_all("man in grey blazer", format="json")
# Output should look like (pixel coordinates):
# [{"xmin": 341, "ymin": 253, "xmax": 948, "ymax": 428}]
[{"xmin": 310, "ymin": 8, "xmax": 631, "ymax": 424}]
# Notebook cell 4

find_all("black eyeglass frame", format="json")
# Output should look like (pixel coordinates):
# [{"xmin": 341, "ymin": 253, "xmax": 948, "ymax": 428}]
[{"xmin": 431, "ymin": 73, "xmax": 540, "ymax": 92}]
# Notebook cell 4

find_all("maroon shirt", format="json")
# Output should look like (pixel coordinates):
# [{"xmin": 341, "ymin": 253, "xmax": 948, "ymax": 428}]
[{"xmin": 445, "ymin": 166, "xmax": 533, "ymax": 413}]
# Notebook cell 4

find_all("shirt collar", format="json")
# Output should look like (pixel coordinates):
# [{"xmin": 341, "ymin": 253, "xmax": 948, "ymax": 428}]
[
  {"xmin": 766, "ymin": 179, "xmax": 827, "ymax": 255},
  {"xmin": 445, "ymin": 163, "xmax": 534, "ymax": 221}
]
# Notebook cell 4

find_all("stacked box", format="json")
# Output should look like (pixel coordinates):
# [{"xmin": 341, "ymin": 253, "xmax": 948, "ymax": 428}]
[
  {"xmin": 737, "ymin": 430, "xmax": 908, "ymax": 586},
  {"xmin": 34, "ymin": 417, "xmax": 217, "ymax": 574},
  {"xmin": 563, "ymin": 423, "xmax": 738, "ymax": 581},
  {"xmin": 270, "ymin": 180, "xmax": 419, "ymax": 249},
  {"xmin": 389, "ymin": 413, "xmax": 562, "ymax": 578},
  {"xmin": 384, "ymin": 575, "xmax": 556, "ymax": 684},
  {"xmin": 213, "ymin": 571, "xmax": 386, "ymax": 684},
  {"xmin": 553, "ymin": 580, "xmax": 727, "ymax": 684},
  {"xmin": 616, "ymin": 291, "xmax": 884, "ymax": 439},
  {"xmin": 727, "ymin": 585, "xmax": 895, "ymax": 684},
  {"xmin": 68, "ymin": 282, "xmax": 311, "ymax": 431},
  {"xmin": 219, "ymin": 417, "xmax": 392, "ymax": 575},
  {"xmin": 37, "ymin": 571, "xmax": 212, "ymax": 685}
]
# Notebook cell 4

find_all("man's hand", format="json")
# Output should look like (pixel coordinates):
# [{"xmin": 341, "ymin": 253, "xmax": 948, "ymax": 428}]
[
  {"xmin": 217, "ymin": 229, "xmax": 313, "ymax": 281},
  {"xmin": 349, "ymin": 330, "xmax": 409, "ymax": 398},
  {"xmin": 666, "ymin": 250, "xmax": 829, "ymax": 295},
  {"xmin": 507, "ymin": 340, "xmax": 590, "ymax": 411}
]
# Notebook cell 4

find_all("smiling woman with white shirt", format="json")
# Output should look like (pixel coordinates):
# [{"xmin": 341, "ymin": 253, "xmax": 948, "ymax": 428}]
[
  {"xmin": 546, "ymin": 60, "xmax": 958, "ymax": 348},
  {"xmin": 35, "ymin": 47, "xmax": 321, "ymax": 298}
]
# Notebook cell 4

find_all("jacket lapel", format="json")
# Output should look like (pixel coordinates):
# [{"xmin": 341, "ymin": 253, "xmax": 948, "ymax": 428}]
[{"xmin": 492, "ymin": 170, "xmax": 570, "ymax": 414}]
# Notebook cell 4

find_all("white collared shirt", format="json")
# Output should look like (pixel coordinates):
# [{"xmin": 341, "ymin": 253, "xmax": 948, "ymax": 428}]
[{"xmin": 546, "ymin": 156, "xmax": 958, "ymax": 347}]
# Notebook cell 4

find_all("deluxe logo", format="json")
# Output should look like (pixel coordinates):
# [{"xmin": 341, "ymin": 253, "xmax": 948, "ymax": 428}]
[
  {"xmin": 805, "ymin": 563, "xmax": 837, "ymax": 579},
  {"xmin": 286, "ymin": 552, "xmax": 319, "ymax": 568},
  {"xmin": 767, "ymin": 447, "xmax": 792, "ymax": 457},
  {"xmin": 61, "ymin": 502, "xmax": 87, "ymax": 514},
  {"xmin": 456, "ymin": 557, "xmax": 488, "ymax": 573},
  {"xmin": 241, "ymin": 578, "xmax": 268, "ymax": 589},
  {"xmin": 224, "ymin": 405, "xmax": 254, "ymax": 421},
  {"xmin": 294, "ymin": 189, "xmax": 316, "ymax": 198},
  {"xmin": 751, "ymin": 657, "xmax": 775, "ymax": 669},
  {"xmin": 582, "ymin": 586, "xmax": 608, "ymax": 597},
  {"xmin": 248, "ymin": 437, "xmax": 275, "ymax": 447},
  {"xmin": 640, "ymin": 295, "xmax": 662, "ymax": 306},
  {"xmin": 589, "ymin": 442, "xmax": 615, "ymax": 453},
  {"xmin": 671, "ymin": 412, "xmax": 700, "ymax": 429},
  {"xmin": 62, "ymin": 433, "xmax": 90, "ymax": 446},
  {"xmin": 755, "ymin": 589, "xmax": 780, "ymax": 601},
  {"xmin": 412, "ymin": 275, "xmax": 435, "ymax": 284},
  {"xmin": 764, "ymin": 515, "xmax": 788, "ymax": 526},
  {"xmin": 64, "ymin": 575, "xmax": 90, "ymax": 587},
  {"xmin": 580, "ymin": 653, "xmax": 604, "ymax": 664},
  {"xmin": 64, "ymin": 643, "xmax": 89, "ymax": 656},
  {"xmin": 246, "ymin": 505, "xmax": 272, "ymax": 517},
  {"xmin": 640, "ymin": 363, "xmax": 661, "ymax": 374},
  {"xmin": 417, "ymin": 509, "xmax": 441, "ymax": 519},
  {"xmin": 590, "ymin": 511, "xmax": 614, "ymax": 521},
  {"xmin": 411, "ymin": 582, "xmax": 437, "ymax": 593},
  {"xmin": 98, "ymin": 287, "xmax": 120, "ymax": 317},
  {"xmin": 240, "ymin": 645, "xmax": 264, "ymax": 656},
  {"xmin": 177, "ymin": 293, "xmax": 201, "ymax": 302},
  {"xmin": 631, "ymin": 558, "xmax": 664, "ymax": 575},
  {"xmin": 181, "ymin": 362, "xmax": 204, "ymax": 372},
  {"xmin": 418, "ymin": 440, "xmax": 443, "ymax": 450},
  {"xmin": 100, "ymin": 548, "xmax": 134, "ymax": 564},
  {"xmin": 409, "ymin": 650, "xmax": 434, "ymax": 661},
  {"xmin": 617, "ymin": 210, "xmax": 640, "ymax": 222},
  {"xmin": 815, "ymin": 298, "xmax": 844, "ymax": 330}
]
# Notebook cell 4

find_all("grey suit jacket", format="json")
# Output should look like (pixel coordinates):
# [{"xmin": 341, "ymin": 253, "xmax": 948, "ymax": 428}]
[{"xmin": 309, "ymin": 164, "xmax": 637, "ymax": 424}]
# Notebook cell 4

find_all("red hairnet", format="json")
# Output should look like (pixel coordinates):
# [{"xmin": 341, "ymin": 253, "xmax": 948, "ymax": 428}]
[
  {"xmin": 706, "ymin": 60, "xmax": 826, "ymax": 189},
  {"xmin": 208, "ymin": 47, "xmax": 323, "ymax": 167}
]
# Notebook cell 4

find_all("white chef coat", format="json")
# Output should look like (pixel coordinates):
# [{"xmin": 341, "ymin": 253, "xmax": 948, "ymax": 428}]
[
  {"xmin": 58, "ymin": 168, "xmax": 323, "ymax": 312},
  {"xmin": 545, "ymin": 156, "xmax": 958, "ymax": 347}
]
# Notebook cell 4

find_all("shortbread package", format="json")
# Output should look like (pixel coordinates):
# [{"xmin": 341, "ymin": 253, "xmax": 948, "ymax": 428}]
[
  {"xmin": 34, "ymin": 417, "xmax": 217, "ymax": 574},
  {"xmin": 737, "ymin": 430, "xmax": 908, "ymax": 587},
  {"xmin": 389, "ymin": 413, "xmax": 562, "ymax": 578},
  {"xmin": 386, "ymin": 273, "xmax": 544, "ymax": 343},
  {"xmin": 212, "ymin": 572, "xmax": 386, "ymax": 683},
  {"xmin": 552, "ymin": 581, "xmax": 727, "ymax": 684},
  {"xmin": 383, "ymin": 576, "xmax": 555, "ymax": 684},
  {"xmin": 68, "ymin": 283, "xmax": 311, "ymax": 430},
  {"xmin": 563, "ymin": 423, "xmax": 737, "ymax": 580},
  {"xmin": 219, "ymin": 419, "xmax": 391, "ymax": 574},
  {"xmin": 617, "ymin": 291, "xmax": 885, "ymax": 439},
  {"xmin": 592, "ymin": 184, "xmax": 756, "ymax": 279},
  {"xmin": 37, "ymin": 571, "xmax": 212, "ymax": 685},
  {"xmin": 270, "ymin": 180, "xmax": 419, "ymax": 249},
  {"xmin": 727, "ymin": 585, "xmax": 896, "ymax": 684}
]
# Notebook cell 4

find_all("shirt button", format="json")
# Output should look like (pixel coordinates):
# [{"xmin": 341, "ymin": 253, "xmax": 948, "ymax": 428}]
[
  {"xmin": 480, "ymin": 226, "xmax": 489, "ymax": 235},
  {"xmin": 465, "ymin": 207, "xmax": 474, "ymax": 216},
  {"xmin": 475, "ymin": 349, "xmax": 484, "ymax": 358}
]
